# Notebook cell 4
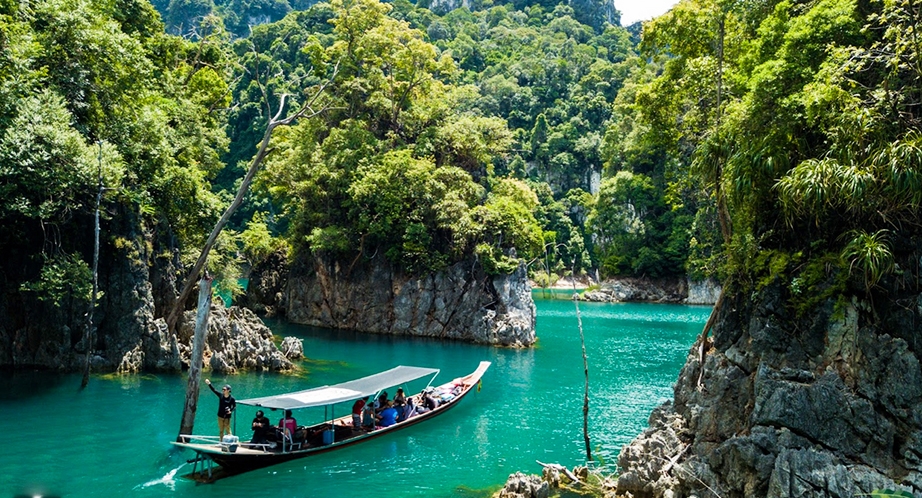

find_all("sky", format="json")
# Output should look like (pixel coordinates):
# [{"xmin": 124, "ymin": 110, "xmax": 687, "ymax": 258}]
[{"xmin": 617, "ymin": 0, "xmax": 679, "ymax": 25}]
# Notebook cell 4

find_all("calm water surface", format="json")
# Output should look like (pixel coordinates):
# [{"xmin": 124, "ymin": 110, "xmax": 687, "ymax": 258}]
[{"xmin": 1, "ymin": 296, "xmax": 710, "ymax": 497}]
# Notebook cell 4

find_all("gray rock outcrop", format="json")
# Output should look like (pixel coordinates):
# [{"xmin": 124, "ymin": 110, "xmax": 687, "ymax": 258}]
[
  {"xmin": 239, "ymin": 249, "xmax": 289, "ymax": 317},
  {"xmin": 685, "ymin": 277, "xmax": 721, "ymax": 305},
  {"xmin": 615, "ymin": 283, "xmax": 922, "ymax": 497},
  {"xmin": 578, "ymin": 277, "xmax": 720, "ymax": 305},
  {"xmin": 115, "ymin": 302, "xmax": 296, "ymax": 374},
  {"xmin": 580, "ymin": 277, "xmax": 677, "ymax": 302},
  {"xmin": 286, "ymin": 255, "xmax": 536, "ymax": 347},
  {"xmin": 497, "ymin": 472, "xmax": 550, "ymax": 498}
]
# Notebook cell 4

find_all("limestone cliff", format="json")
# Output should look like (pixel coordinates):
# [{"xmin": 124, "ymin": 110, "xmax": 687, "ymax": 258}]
[
  {"xmin": 284, "ymin": 255, "xmax": 536, "ymax": 347},
  {"xmin": 616, "ymin": 282, "xmax": 922, "ymax": 497},
  {"xmin": 0, "ymin": 208, "xmax": 295, "ymax": 374}
]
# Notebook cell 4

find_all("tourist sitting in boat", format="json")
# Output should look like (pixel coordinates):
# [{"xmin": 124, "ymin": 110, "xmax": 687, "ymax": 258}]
[
  {"xmin": 362, "ymin": 402, "xmax": 376, "ymax": 430},
  {"xmin": 393, "ymin": 388, "xmax": 406, "ymax": 407},
  {"xmin": 397, "ymin": 397, "xmax": 416, "ymax": 422},
  {"xmin": 417, "ymin": 389, "xmax": 439, "ymax": 413},
  {"xmin": 352, "ymin": 396, "xmax": 368, "ymax": 427},
  {"xmin": 278, "ymin": 409, "xmax": 297, "ymax": 438},
  {"xmin": 374, "ymin": 391, "xmax": 389, "ymax": 413},
  {"xmin": 250, "ymin": 410, "xmax": 271, "ymax": 445},
  {"xmin": 377, "ymin": 400, "xmax": 398, "ymax": 427}
]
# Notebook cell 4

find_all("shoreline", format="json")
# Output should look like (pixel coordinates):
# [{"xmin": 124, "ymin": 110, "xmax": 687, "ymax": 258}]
[{"xmin": 529, "ymin": 276, "xmax": 721, "ymax": 305}]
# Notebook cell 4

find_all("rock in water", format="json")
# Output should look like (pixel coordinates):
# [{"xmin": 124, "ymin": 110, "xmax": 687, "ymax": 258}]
[
  {"xmin": 119, "ymin": 302, "xmax": 296, "ymax": 373},
  {"xmin": 498, "ymin": 472, "xmax": 549, "ymax": 498}
]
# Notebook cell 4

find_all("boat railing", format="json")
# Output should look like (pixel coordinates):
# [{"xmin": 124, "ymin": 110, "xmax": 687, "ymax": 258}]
[
  {"xmin": 178, "ymin": 433, "xmax": 283, "ymax": 452},
  {"xmin": 177, "ymin": 434, "xmax": 222, "ymax": 444}
]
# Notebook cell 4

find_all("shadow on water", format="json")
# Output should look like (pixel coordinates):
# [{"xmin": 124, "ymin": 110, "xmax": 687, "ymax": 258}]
[
  {"xmin": 268, "ymin": 318, "xmax": 490, "ymax": 349},
  {"xmin": 0, "ymin": 369, "xmax": 73, "ymax": 401},
  {"xmin": 454, "ymin": 484, "xmax": 502, "ymax": 496}
]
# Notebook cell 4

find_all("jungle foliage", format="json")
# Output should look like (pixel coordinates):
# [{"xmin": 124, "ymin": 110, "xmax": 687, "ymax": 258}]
[
  {"xmin": 9, "ymin": 0, "xmax": 920, "ymax": 319},
  {"xmin": 215, "ymin": 0, "xmax": 700, "ymax": 280},
  {"xmin": 621, "ymin": 0, "xmax": 922, "ymax": 298},
  {"xmin": 153, "ymin": 0, "xmax": 696, "ymax": 280},
  {"xmin": 0, "ymin": 0, "xmax": 232, "ymax": 315}
]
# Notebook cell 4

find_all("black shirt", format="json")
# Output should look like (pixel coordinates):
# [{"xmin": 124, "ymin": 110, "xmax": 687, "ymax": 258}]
[
  {"xmin": 208, "ymin": 384, "xmax": 236, "ymax": 419},
  {"xmin": 251, "ymin": 415, "xmax": 270, "ymax": 438}
]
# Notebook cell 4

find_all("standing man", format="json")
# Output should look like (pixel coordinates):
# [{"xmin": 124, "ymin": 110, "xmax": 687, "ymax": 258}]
[{"xmin": 205, "ymin": 378, "xmax": 236, "ymax": 439}]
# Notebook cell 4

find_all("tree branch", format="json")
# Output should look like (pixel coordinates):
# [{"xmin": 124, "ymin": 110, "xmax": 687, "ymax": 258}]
[{"xmin": 166, "ymin": 61, "xmax": 340, "ymax": 335}]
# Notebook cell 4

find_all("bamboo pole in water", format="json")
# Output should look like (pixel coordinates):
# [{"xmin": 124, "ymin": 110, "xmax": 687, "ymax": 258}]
[
  {"xmin": 574, "ymin": 289, "xmax": 592, "ymax": 461},
  {"xmin": 566, "ymin": 258, "xmax": 592, "ymax": 462},
  {"xmin": 178, "ymin": 276, "xmax": 212, "ymax": 440}
]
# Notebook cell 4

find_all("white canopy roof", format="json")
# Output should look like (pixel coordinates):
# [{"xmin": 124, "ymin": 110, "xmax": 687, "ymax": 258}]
[{"xmin": 236, "ymin": 365, "xmax": 440, "ymax": 410}]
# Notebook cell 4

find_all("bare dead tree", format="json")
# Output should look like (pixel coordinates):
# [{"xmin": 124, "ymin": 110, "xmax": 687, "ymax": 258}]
[
  {"xmin": 165, "ymin": 61, "xmax": 340, "ymax": 336},
  {"xmin": 80, "ymin": 143, "xmax": 105, "ymax": 389},
  {"xmin": 177, "ymin": 275, "xmax": 213, "ymax": 439}
]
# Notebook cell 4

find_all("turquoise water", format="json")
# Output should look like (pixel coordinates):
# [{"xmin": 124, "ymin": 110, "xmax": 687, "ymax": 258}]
[{"xmin": 0, "ymin": 297, "xmax": 710, "ymax": 497}]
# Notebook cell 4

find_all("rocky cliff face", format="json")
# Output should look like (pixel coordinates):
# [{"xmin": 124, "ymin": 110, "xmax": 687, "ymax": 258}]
[
  {"xmin": 285, "ymin": 255, "xmax": 536, "ymax": 347},
  {"xmin": 0, "ymin": 208, "xmax": 297, "ymax": 374},
  {"xmin": 616, "ymin": 282, "xmax": 922, "ymax": 497},
  {"xmin": 685, "ymin": 278, "xmax": 721, "ymax": 305}
]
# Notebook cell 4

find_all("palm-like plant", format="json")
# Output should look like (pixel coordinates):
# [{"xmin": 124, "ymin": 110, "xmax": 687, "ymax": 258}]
[{"xmin": 841, "ymin": 229, "xmax": 894, "ymax": 292}]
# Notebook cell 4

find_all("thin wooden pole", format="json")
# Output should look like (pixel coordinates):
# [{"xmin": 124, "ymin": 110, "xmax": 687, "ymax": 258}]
[
  {"xmin": 571, "ymin": 260, "xmax": 592, "ymax": 461},
  {"xmin": 178, "ymin": 276, "xmax": 213, "ymax": 440},
  {"xmin": 81, "ymin": 144, "xmax": 103, "ymax": 390}
]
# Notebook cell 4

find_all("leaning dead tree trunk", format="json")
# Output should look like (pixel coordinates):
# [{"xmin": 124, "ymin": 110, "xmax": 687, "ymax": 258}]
[
  {"xmin": 696, "ymin": 290, "xmax": 724, "ymax": 389},
  {"xmin": 178, "ymin": 276, "xmax": 212, "ymax": 439},
  {"xmin": 165, "ymin": 65, "xmax": 338, "ymax": 337}
]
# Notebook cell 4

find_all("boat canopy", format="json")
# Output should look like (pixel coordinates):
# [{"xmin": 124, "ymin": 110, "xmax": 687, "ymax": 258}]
[{"xmin": 236, "ymin": 365, "xmax": 440, "ymax": 411}]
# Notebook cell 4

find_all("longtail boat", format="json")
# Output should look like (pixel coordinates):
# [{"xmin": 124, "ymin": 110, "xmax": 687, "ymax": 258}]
[{"xmin": 172, "ymin": 361, "xmax": 491, "ymax": 481}]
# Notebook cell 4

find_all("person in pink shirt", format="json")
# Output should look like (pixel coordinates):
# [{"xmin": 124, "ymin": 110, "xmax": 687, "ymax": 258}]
[{"xmin": 278, "ymin": 409, "xmax": 297, "ymax": 438}]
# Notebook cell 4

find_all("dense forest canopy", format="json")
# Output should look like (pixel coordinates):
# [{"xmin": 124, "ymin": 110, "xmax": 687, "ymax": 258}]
[
  {"xmin": 0, "ymin": 0, "xmax": 232, "ymax": 314},
  {"xmin": 624, "ymin": 0, "xmax": 922, "ymax": 304},
  {"xmin": 212, "ymin": 0, "xmax": 707, "ymax": 283},
  {"xmin": 4, "ymin": 0, "xmax": 919, "ymax": 325}
]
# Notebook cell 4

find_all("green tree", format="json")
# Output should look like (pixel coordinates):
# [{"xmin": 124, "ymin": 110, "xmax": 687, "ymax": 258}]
[{"xmin": 252, "ymin": 0, "xmax": 538, "ymax": 275}]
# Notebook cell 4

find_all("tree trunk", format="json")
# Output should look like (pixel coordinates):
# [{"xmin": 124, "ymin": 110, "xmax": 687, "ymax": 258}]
[
  {"xmin": 177, "ymin": 276, "xmax": 212, "ymax": 439},
  {"xmin": 165, "ymin": 128, "xmax": 277, "ymax": 336},
  {"xmin": 165, "ymin": 65, "xmax": 338, "ymax": 337},
  {"xmin": 81, "ymin": 148, "xmax": 104, "ymax": 390}
]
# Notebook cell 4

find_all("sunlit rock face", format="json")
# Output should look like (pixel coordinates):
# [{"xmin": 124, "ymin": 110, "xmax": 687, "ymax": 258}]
[
  {"xmin": 616, "ymin": 282, "xmax": 922, "ymax": 498},
  {"xmin": 285, "ymin": 255, "xmax": 536, "ymax": 347},
  {"xmin": 115, "ymin": 302, "xmax": 295, "ymax": 374}
]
